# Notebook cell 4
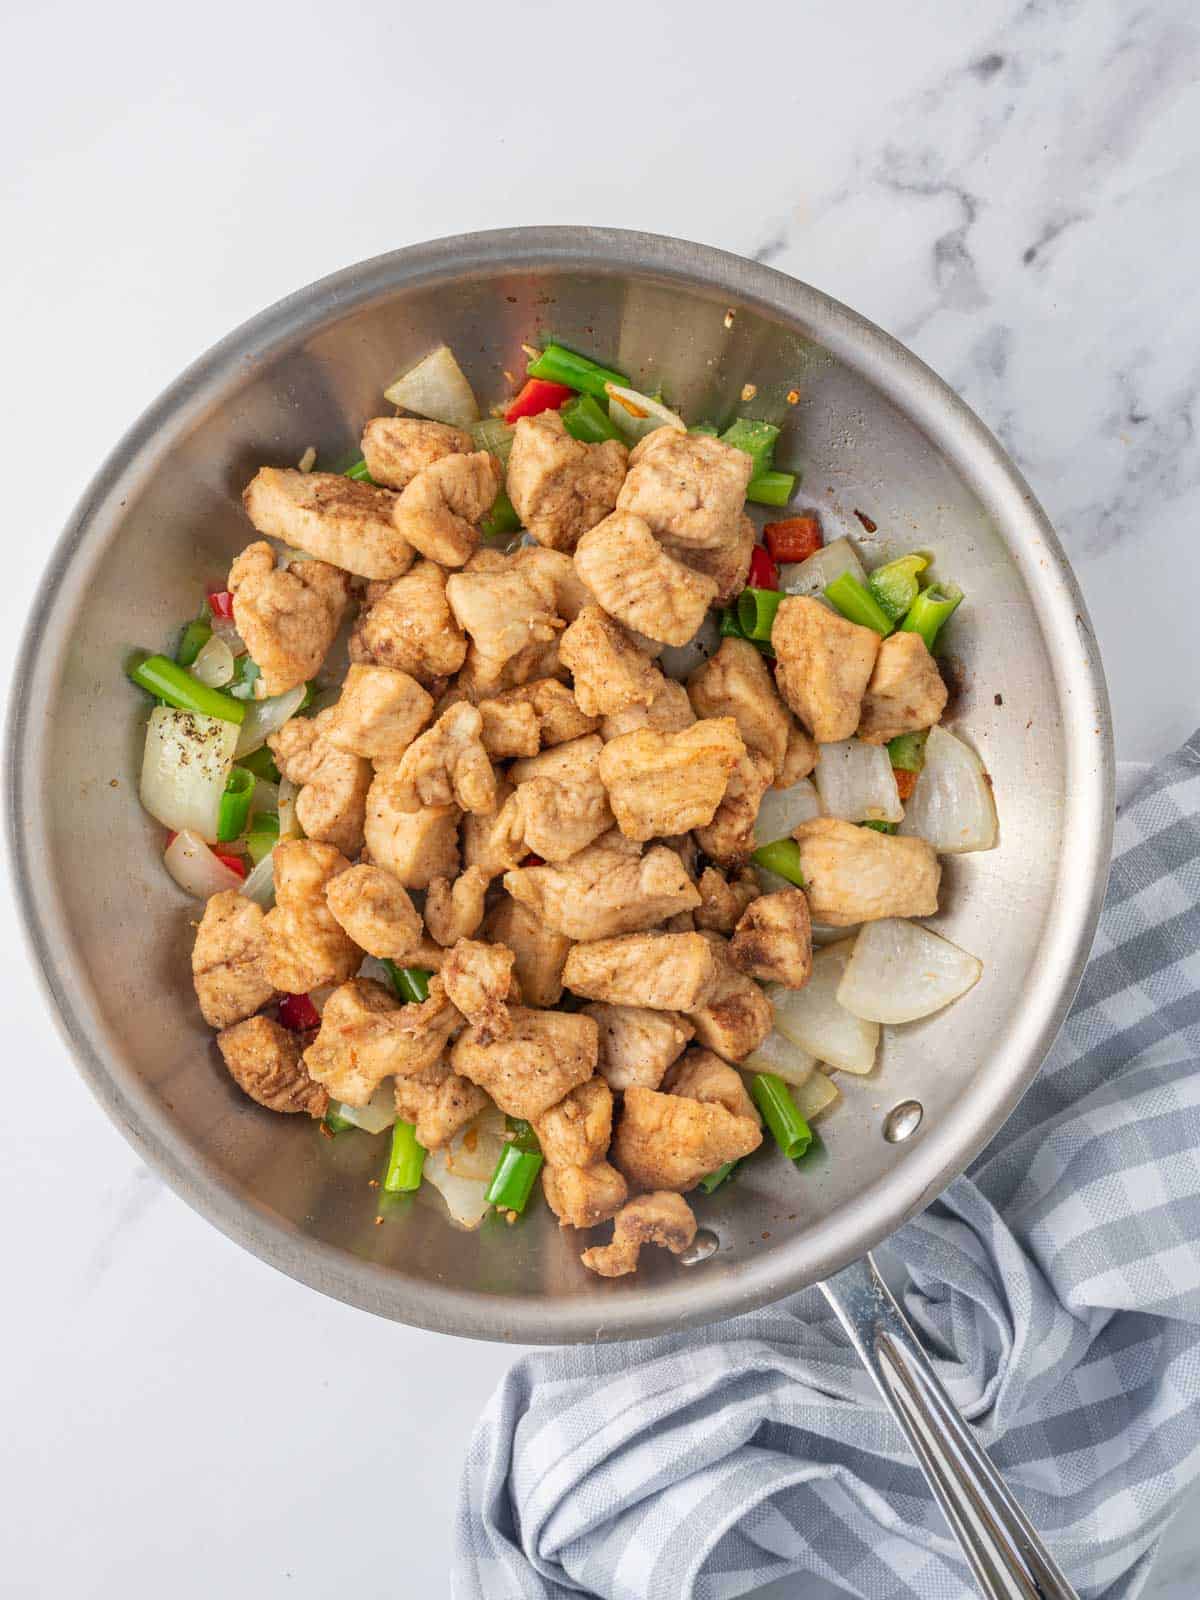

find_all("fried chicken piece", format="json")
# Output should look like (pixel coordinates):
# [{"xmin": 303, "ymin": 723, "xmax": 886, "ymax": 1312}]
[
  {"xmin": 243, "ymin": 467, "xmax": 411, "ymax": 580},
  {"xmin": 542, "ymin": 1161, "xmax": 628, "ymax": 1229},
  {"xmin": 349, "ymin": 559, "xmax": 468, "ymax": 684},
  {"xmin": 261, "ymin": 840, "xmax": 360, "ymax": 994},
  {"xmin": 792, "ymin": 817, "xmax": 941, "ymax": 925},
  {"xmin": 228, "ymin": 541, "xmax": 351, "ymax": 696},
  {"xmin": 477, "ymin": 678, "xmax": 598, "ymax": 756},
  {"xmin": 509, "ymin": 733, "xmax": 614, "ymax": 862},
  {"xmin": 612, "ymin": 1084, "xmax": 762, "ymax": 1193},
  {"xmin": 562, "ymin": 932, "xmax": 719, "ymax": 1012},
  {"xmin": 363, "ymin": 768, "xmax": 460, "ymax": 889},
  {"xmin": 616, "ymin": 429, "xmax": 752, "ymax": 550},
  {"xmin": 574, "ymin": 511, "xmax": 718, "ymax": 645},
  {"xmin": 533, "ymin": 1077, "xmax": 613, "ymax": 1168},
  {"xmin": 392, "ymin": 1058, "xmax": 488, "ymax": 1150},
  {"xmin": 598, "ymin": 718, "xmax": 745, "ymax": 842},
  {"xmin": 600, "ymin": 673, "xmax": 696, "ymax": 741},
  {"xmin": 513, "ymin": 545, "xmax": 594, "ymax": 622},
  {"xmin": 322, "ymin": 663, "xmax": 434, "ymax": 765},
  {"xmin": 506, "ymin": 408, "xmax": 628, "ymax": 552},
  {"xmin": 444, "ymin": 561, "xmax": 563, "ymax": 686},
  {"xmin": 424, "ymin": 865, "xmax": 490, "ymax": 947},
  {"xmin": 192, "ymin": 889, "xmax": 275, "ymax": 1029},
  {"xmin": 302, "ymin": 976, "xmax": 463, "ymax": 1103},
  {"xmin": 461, "ymin": 778, "xmax": 526, "ymax": 881},
  {"xmin": 482, "ymin": 896, "xmax": 572, "ymax": 1008},
  {"xmin": 772, "ymin": 596, "xmax": 881, "ymax": 743},
  {"xmin": 558, "ymin": 604, "xmax": 660, "ymax": 719},
  {"xmin": 451, "ymin": 1007, "xmax": 597, "ymax": 1121},
  {"xmin": 392, "ymin": 450, "xmax": 501, "ymax": 568},
  {"xmin": 585, "ymin": 1002, "xmax": 694, "ymax": 1092},
  {"xmin": 856, "ymin": 631, "xmax": 948, "ymax": 744},
  {"xmin": 502, "ymin": 830, "xmax": 699, "ymax": 940},
  {"xmin": 694, "ymin": 865, "xmax": 760, "ymax": 933},
  {"xmin": 388, "ymin": 702, "xmax": 496, "ymax": 815},
  {"xmin": 730, "ymin": 888, "xmax": 813, "ymax": 988},
  {"xmin": 775, "ymin": 718, "xmax": 819, "ymax": 788},
  {"xmin": 663, "ymin": 512, "xmax": 755, "ymax": 604},
  {"xmin": 686, "ymin": 932, "xmax": 773, "ymax": 1062},
  {"xmin": 693, "ymin": 748, "xmax": 774, "ymax": 866},
  {"xmin": 361, "ymin": 417, "xmax": 473, "ymax": 490},
  {"xmin": 687, "ymin": 637, "xmax": 790, "ymax": 777},
  {"xmin": 441, "ymin": 938, "xmax": 516, "ymax": 1044},
  {"xmin": 663, "ymin": 1046, "xmax": 759, "ymax": 1120},
  {"xmin": 216, "ymin": 1015, "xmax": 328, "ymax": 1117},
  {"xmin": 268, "ymin": 708, "xmax": 371, "ymax": 856},
  {"xmin": 323, "ymin": 863, "xmax": 422, "ymax": 959},
  {"xmin": 580, "ymin": 1192, "xmax": 697, "ymax": 1277}
]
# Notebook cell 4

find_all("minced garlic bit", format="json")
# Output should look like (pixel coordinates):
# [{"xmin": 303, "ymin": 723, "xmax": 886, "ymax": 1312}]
[
  {"xmin": 297, "ymin": 445, "xmax": 317, "ymax": 473},
  {"xmin": 740, "ymin": 382, "xmax": 757, "ymax": 403},
  {"xmin": 374, "ymin": 1215, "xmax": 384, "ymax": 1226},
  {"xmin": 723, "ymin": 309, "xmax": 736, "ymax": 330},
  {"xmin": 786, "ymin": 389, "xmax": 800, "ymax": 405}
]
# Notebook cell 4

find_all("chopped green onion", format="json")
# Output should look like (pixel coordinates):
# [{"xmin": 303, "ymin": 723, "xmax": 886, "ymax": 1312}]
[
  {"xmin": 720, "ymin": 418, "xmax": 780, "ymax": 478},
  {"xmin": 746, "ymin": 470, "xmax": 797, "ymax": 508},
  {"xmin": 899, "ymin": 583, "xmax": 963, "ymax": 652},
  {"xmin": 217, "ymin": 765, "xmax": 256, "ymax": 842},
  {"xmin": 127, "ymin": 653, "xmax": 247, "ymax": 725},
  {"xmin": 736, "ymin": 586, "xmax": 784, "ymax": 642},
  {"xmin": 239, "ymin": 746, "xmax": 282, "ymax": 783},
  {"xmin": 229, "ymin": 655, "xmax": 262, "ymax": 701},
  {"xmin": 688, "ymin": 421, "xmax": 720, "ymax": 437},
  {"xmin": 868, "ymin": 554, "xmax": 929, "ymax": 623},
  {"xmin": 383, "ymin": 1119, "xmax": 426, "ymax": 1192},
  {"xmin": 469, "ymin": 418, "xmax": 517, "ymax": 464},
  {"xmin": 486, "ymin": 1118, "xmax": 543, "ymax": 1212},
  {"xmin": 344, "ymin": 459, "xmax": 375, "ymax": 483},
  {"xmin": 824, "ymin": 572, "xmax": 893, "ymax": 636},
  {"xmin": 323, "ymin": 1107, "xmax": 359, "ymax": 1134},
  {"xmin": 886, "ymin": 731, "xmax": 927, "ymax": 773},
  {"xmin": 751, "ymin": 1072, "xmax": 814, "ymax": 1162},
  {"xmin": 560, "ymin": 392, "xmax": 621, "ymax": 444},
  {"xmin": 861, "ymin": 820, "xmax": 898, "ymax": 834},
  {"xmin": 718, "ymin": 607, "xmax": 774, "ymax": 655},
  {"xmin": 751, "ymin": 838, "xmax": 805, "ymax": 887},
  {"xmin": 175, "ymin": 615, "xmax": 213, "ymax": 668},
  {"xmin": 699, "ymin": 1159, "xmax": 739, "ymax": 1194},
  {"xmin": 246, "ymin": 812, "xmax": 280, "ymax": 865},
  {"xmin": 481, "ymin": 487, "xmax": 521, "ymax": 540},
  {"xmin": 382, "ymin": 962, "xmax": 432, "ymax": 1004},
  {"xmin": 505, "ymin": 1116, "xmax": 540, "ymax": 1152},
  {"xmin": 526, "ymin": 342, "xmax": 628, "ymax": 400}
]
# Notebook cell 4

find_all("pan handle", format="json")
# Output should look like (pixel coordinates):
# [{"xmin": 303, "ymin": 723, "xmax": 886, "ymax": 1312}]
[{"xmin": 820, "ymin": 1254, "xmax": 1078, "ymax": 1600}]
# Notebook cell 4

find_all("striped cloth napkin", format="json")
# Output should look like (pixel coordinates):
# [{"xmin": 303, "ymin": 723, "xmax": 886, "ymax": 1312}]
[{"xmin": 454, "ymin": 735, "xmax": 1200, "ymax": 1600}]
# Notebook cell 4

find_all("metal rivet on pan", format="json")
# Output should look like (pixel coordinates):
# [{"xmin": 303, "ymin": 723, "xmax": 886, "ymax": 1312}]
[
  {"xmin": 679, "ymin": 1229, "xmax": 719, "ymax": 1265},
  {"xmin": 883, "ymin": 1100, "xmax": 924, "ymax": 1143}
]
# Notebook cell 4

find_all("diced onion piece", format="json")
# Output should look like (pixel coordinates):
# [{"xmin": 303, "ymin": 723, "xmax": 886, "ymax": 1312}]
[
  {"xmin": 469, "ymin": 418, "xmax": 515, "ymax": 465},
  {"xmin": 898, "ymin": 725, "xmax": 998, "ymax": 853},
  {"xmin": 141, "ymin": 707, "xmax": 239, "ymax": 842},
  {"xmin": 604, "ymin": 381, "xmax": 687, "ymax": 443},
  {"xmin": 233, "ymin": 684, "xmax": 307, "ymax": 759},
  {"xmin": 423, "ymin": 1104, "xmax": 508, "ymax": 1229},
  {"xmin": 277, "ymin": 775, "xmax": 301, "ymax": 840},
  {"xmin": 240, "ymin": 847, "xmax": 276, "ymax": 907},
  {"xmin": 768, "ymin": 943, "xmax": 879, "ymax": 1074},
  {"xmin": 742, "ymin": 1030, "xmax": 817, "ymax": 1087},
  {"xmin": 779, "ymin": 537, "xmax": 866, "ymax": 598},
  {"xmin": 755, "ymin": 778, "xmax": 821, "ymax": 845},
  {"xmin": 384, "ymin": 345, "xmax": 479, "ymax": 429},
  {"xmin": 791, "ymin": 1070, "xmax": 841, "ymax": 1122},
  {"xmin": 658, "ymin": 611, "xmax": 721, "ymax": 681},
  {"xmin": 814, "ymin": 739, "xmax": 902, "ymax": 823},
  {"xmin": 836, "ymin": 918, "xmax": 983, "ymax": 1023},
  {"xmin": 164, "ymin": 827, "xmax": 245, "ymax": 899},
  {"xmin": 189, "ymin": 635, "xmax": 236, "ymax": 688},
  {"xmin": 332, "ymin": 1082, "xmax": 396, "ymax": 1135}
]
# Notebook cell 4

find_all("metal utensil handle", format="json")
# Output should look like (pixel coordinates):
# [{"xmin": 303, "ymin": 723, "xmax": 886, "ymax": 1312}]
[{"xmin": 820, "ymin": 1254, "xmax": 1078, "ymax": 1600}]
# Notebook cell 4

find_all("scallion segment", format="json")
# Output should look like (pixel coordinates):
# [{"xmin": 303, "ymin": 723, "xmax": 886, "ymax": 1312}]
[
  {"xmin": 526, "ymin": 343, "xmax": 629, "ymax": 401},
  {"xmin": 736, "ymin": 586, "xmax": 784, "ymax": 642},
  {"xmin": 560, "ymin": 392, "xmax": 622, "ymax": 444},
  {"xmin": 824, "ymin": 572, "xmax": 893, "ymax": 636},
  {"xmin": 127, "ymin": 653, "xmax": 247, "ymax": 725},
  {"xmin": 751, "ymin": 1072, "xmax": 814, "ymax": 1162},
  {"xmin": 886, "ymin": 731, "xmax": 927, "ymax": 773},
  {"xmin": 245, "ymin": 812, "xmax": 280, "ymax": 865},
  {"xmin": 746, "ymin": 470, "xmax": 797, "ymax": 508},
  {"xmin": 751, "ymin": 838, "xmax": 805, "ymax": 887},
  {"xmin": 688, "ymin": 421, "xmax": 720, "ymax": 438},
  {"xmin": 720, "ymin": 418, "xmax": 780, "ymax": 478},
  {"xmin": 486, "ymin": 1119, "xmax": 544, "ymax": 1214},
  {"xmin": 699, "ymin": 1160, "xmax": 739, "ymax": 1194},
  {"xmin": 175, "ymin": 616, "xmax": 213, "ymax": 668},
  {"xmin": 481, "ymin": 487, "xmax": 521, "ymax": 540},
  {"xmin": 216, "ymin": 765, "xmax": 255, "ymax": 842},
  {"xmin": 899, "ymin": 583, "xmax": 963, "ymax": 652},
  {"xmin": 239, "ymin": 745, "xmax": 282, "ymax": 783},
  {"xmin": 861, "ymin": 820, "xmax": 898, "ymax": 834},
  {"xmin": 868, "ymin": 554, "xmax": 929, "ymax": 623},
  {"xmin": 344, "ymin": 459, "xmax": 375, "ymax": 483},
  {"xmin": 382, "ymin": 962, "xmax": 432, "ymax": 1004},
  {"xmin": 383, "ymin": 1120, "xmax": 426, "ymax": 1193},
  {"xmin": 323, "ymin": 1107, "xmax": 359, "ymax": 1134}
]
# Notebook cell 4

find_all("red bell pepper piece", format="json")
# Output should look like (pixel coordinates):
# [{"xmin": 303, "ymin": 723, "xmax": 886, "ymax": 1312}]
[
  {"xmin": 279, "ymin": 992, "xmax": 321, "ymax": 1031},
  {"xmin": 522, "ymin": 854, "xmax": 545, "ymax": 867},
  {"xmin": 764, "ymin": 514, "xmax": 823, "ymax": 566},
  {"xmin": 207, "ymin": 588, "xmax": 236, "ymax": 620},
  {"xmin": 504, "ymin": 379, "xmax": 574, "ymax": 424},
  {"xmin": 747, "ymin": 545, "xmax": 779, "ymax": 590},
  {"xmin": 215, "ymin": 852, "xmax": 247, "ymax": 879}
]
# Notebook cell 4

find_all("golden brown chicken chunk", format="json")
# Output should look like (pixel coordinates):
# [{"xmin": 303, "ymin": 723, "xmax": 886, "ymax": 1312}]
[
  {"xmin": 598, "ymin": 718, "xmax": 745, "ymax": 842},
  {"xmin": 580, "ymin": 1192, "xmax": 697, "ymax": 1278},
  {"xmin": 451, "ymin": 1007, "xmax": 597, "ymax": 1121},
  {"xmin": 600, "ymin": 674, "xmax": 695, "ymax": 741},
  {"xmin": 693, "ymin": 748, "xmax": 774, "ymax": 865},
  {"xmin": 322, "ymin": 664, "xmax": 434, "ymax": 766},
  {"xmin": 460, "ymin": 779, "xmax": 526, "ymax": 881},
  {"xmin": 389, "ymin": 702, "xmax": 497, "ymax": 815},
  {"xmin": 444, "ymin": 561, "xmax": 563, "ymax": 689},
  {"xmin": 509, "ymin": 734, "xmax": 614, "ymax": 862},
  {"xmin": 730, "ymin": 888, "xmax": 813, "ymax": 989},
  {"xmin": 533, "ymin": 1077, "xmax": 613, "ymax": 1168},
  {"xmin": 775, "ymin": 718, "xmax": 819, "ymax": 788},
  {"xmin": 506, "ymin": 409, "xmax": 628, "ymax": 552},
  {"xmin": 424, "ymin": 865, "xmax": 490, "ymax": 947},
  {"xmin": 503, "ymin": 830, "xmax": 699, "ymax": 941},
  {"xmin": 542, "ymin": 1161, "xmax": 628, "ymax": 1229},
  {"xmin": 664, "ymin": 512, "xmax": 755, "ymax": 604},
  {"xmin": 217, "ymin": 1015, "xmax": 328, "ymax": 1117},
  {"xmin": 563, "ymin": 931, "xmax": 719, "ymax": 1012},
  {"xmin": 303, "ymin": 976, "xmax": 463, "ymax": 1104},
  {"xmin": 612, "ymin": 1083, "xmax": 762, "ymax": 1193},
  {"xmin": 688, "ymin": 638, "xmax": 791, "ymax": 777},
  {"xmin": 349, "ymin": 559, "xmax": 468, "ymax": 684},
  {"xmin": 243, "ymin": 468, "xmax": 411, "ymax": 580},
  {"xmin": 772, "ymin": 596, "xmax": 881, "ymax": 744},
  {"xmin": 393, "ymin": 1059, "xmax": 488, "ymax": 1149},
  {"xmin": 573, "ymin": 512, "xmax": 718, "ymax": 645},
  {"xmin": 585, "ymin": 1002, "xmax": 694, "ymax": 1092},
  {"xmin": 792, "ymin": 817, "xmax": 941, "ymax": 925},
  {"xmin": 483, "ymin": 896, "xmax": 572, "ymax": 1008},
  {"xmin": 476, "ymin": 678, "xmax": 598, "ymax": 757},
  {"xmin": 324, "ymin": 863, "xmax": 423, "ymax": 959},
  {"xmin": 616, "ymin": 429, "xmax": 752, "ymax": 550},
  {"xmin": 695, "ymin": 865, "xmax": 760, "ymax": 933},
  {"xmin": 686, "ymin": 933, "xmax": 773, "ymax": 1062},
  {"xmin": 192, "ymin": 889, "xmax": 275, "ymax": 1029},
  {"xmin": 663, "ymin": 1047, "xmax": 760, "ymax": 1120},
  {"xmin": 856, "ymin": 631, "xmax": 949, "ymax": 744},
  {"xmin": 268, "ymin": 708, "xmax": 372, "ymax": 856},
  {"xmin": 361, "ymin": 417, "xmax": 473, "ymax": 490},
  {"xmin": 261, "ymin": 840, "xmax": 360, "ymax": 994},
  {"xmin": 558, "ymin": 604, "xmax": 660, "ymax": 719},
  {"xmin": 228, "ymin": 542, "xmax": 351, "ymax": 696},
  {"xmin": 363, "ymin": 770, "xmax": 460, "ymax": 889},
  {"xmin": 392, "ymin": 451, "xmax": 501, "ymax": 568},
  {"xmin": 441, "ymin": 938, "xmax": 516, "ymax": 1044},
  {"xmin": 513, "ymin": 544, "xmax": 594, "ymax": 623}
]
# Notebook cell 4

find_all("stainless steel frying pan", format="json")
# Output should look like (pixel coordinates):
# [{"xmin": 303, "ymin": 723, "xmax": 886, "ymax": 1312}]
[{"xmin": 7, "ymin": 229, "xmax": 1111, "ymax": 1598}]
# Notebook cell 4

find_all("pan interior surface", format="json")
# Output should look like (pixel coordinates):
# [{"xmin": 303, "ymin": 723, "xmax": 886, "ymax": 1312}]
[{"xmin": 9, "ymin": 230, "xmax": 1111, "ymax": 1341}]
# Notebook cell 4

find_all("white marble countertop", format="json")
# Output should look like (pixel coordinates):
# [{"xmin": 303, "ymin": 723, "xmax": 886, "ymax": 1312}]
[{"xmin": 3, "ymin": 1, "xmax": 1198, "ymax": 1594}]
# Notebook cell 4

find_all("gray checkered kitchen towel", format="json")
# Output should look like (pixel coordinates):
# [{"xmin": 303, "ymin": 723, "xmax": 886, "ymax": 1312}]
[{"xmin": 455, "ymin": 734, "xmax": 1200, "ymax": 1600}]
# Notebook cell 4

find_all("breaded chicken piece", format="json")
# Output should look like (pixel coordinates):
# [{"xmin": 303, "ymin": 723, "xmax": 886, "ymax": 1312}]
[
  {"xmin": 444, "ymin": 562, "xmax": 563, "ymax": 685},
  {"xmin": 503, "ymin": 830, "xmax": 699, "ymax": 940},
  {"xmin": 580, "ymin": 1192, "xmax": 697, "ymax": 1277},
  {"xmin": 792, "ymin": 817, "xmax": 941, "ymax": 925},
  {"xmin": 388, "ymin": 702, "xmax": 496, "ymax": 816},
  {"xmin": 695, "ymin": 865, "xmax": 760, "ymax": 933},
  {"xmin": 685, "ymin": 932, "xmax": 773, "ymax": 1062},
  {"xmin": 349, "ymin": 559, "xmax": 468, "ymax": 684},
  {"xmin": 663, "ymin": 1046, "xmax": 759, "ymax": 1120},
  {"xmin": 574, "ymin": 512, "xmax": 717, "ymax": 645},
  {"xmin": 506, "ymin": 409, "xmax": 628, "ymax": 552},
  {"xmin": 457, "ymin": 636, "xmax": 566, "ymax": 699},
  {"xmin": 361, "ymin": 417, "xmax": 473, "ymax": 490},
  {"xmin": 261, "ymin": 839, "xmax": 360, "ymax": 994},
  {"xmin": 598, "ymin": 718, "xmax": 745, "ymax": 842},
  {"xmin": 392, "ymin": 1058, "xmax": 488, "ymax": 1149},
  {"xmin": 585, "ymin": 1002, "xmax": 694, "ymax": 1092},
  {"xmin": 542, "ymin": 1161, "xmax": 628, "ymax": 1229},
  {"xmin": 663, "ymin": 512, "xmax": 755, "ymax": 604},
  {"xmin": 303, "ymin": 976, "xmax": 463, "ymax": 1104},
  {"xmin": 460, "ymin": 778, "xmax": 526, "ymax": 881},
  {"xmin": 268, "ymin": 707, "xmax": 372, "ymax": 856},
  {"xmin": 322, "ymin": 664, "xmax": 434, "ymax": 765},
  {"xmin": 324, "ymin": 863, "xmax": 422, "ymax": 959},
  {"xmin": 363, "ymin": 769, "xmax": 460, "ymax": 889},
  {"xmin": 558, "ymin": 604, "xmax": 660, "ymax": 719},
  {"xmin": 688, "ymin": 637, "xmax": 790, "ymax": 777},
  {"xmin": 478, "ymin": 678, "xmax": 598, "ymax": 756},
  {"xmin": 392, "ymin": 450, "xmax": 501, "ymax": 568},
  {"xmin": 772, "ymin": 596, "xmax": 881, "ymax": 743},
  {"xmin": 612, "ymin": 1083, "xmax": 762, "ymax": 1193},
  {"xmin": 228, "ymin": 542, "xmax": 351, "ymax": 696},
  {"xmin": 533, "ymin": 1077, "xmax": 613, "ymax": 1168},
  {"xmin": 243, "ymin": 468, "xmax": 411, "ymax": 580},
  {"xmin": 510, "ymin": 734, "xmax": 614, "ymax": 862},
  {"xmin": 483, "ymin": 895, "xmax": 571, "ymax": 1008},
  {"xmin": 693, "ymin": 748, "xmax": 774, "ymax": 865},
  {"xmin": 616, "ymin": 429, "xmax": 752, "ymax": 550},
  {"xmin": 513, "ymin": 545, "xmax": 593, "ymax": 623},
  {"xmin": 192, "ymin": 889, "xmax": 275, "ymax": 1029},
  {"xmin": 774, "ymin": 718, "xmax": 819, "ymax": 788},
  {"xmin": 451, "ymin": 1007, "xmax": 597, "ymax": 1120},
  {"xmin": 424, "ymin": 865, "xmax": 490, "ymax": 947},
  {"xmin": 441, "ymin": 938, "xmax": 516, "ymax": 1044},
  {"xmin": 216, "ymin": 1015, "xmax": 328, "ymax": 1117},
  {"xmin": 600, "ymin": 674, "xmax": 695, "ymax": 741},
  {"xmin": 856, "ymin": 630, "xmax": 948, "ymax": 744},
  {"xmin": 730, "ymin": 888, "xmax": 813, "ymax": 988},
  {"xmin": 563, "ymin": 931, "xmax": 719, "ymax": 1012}
]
